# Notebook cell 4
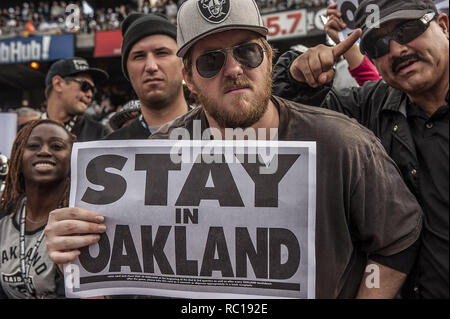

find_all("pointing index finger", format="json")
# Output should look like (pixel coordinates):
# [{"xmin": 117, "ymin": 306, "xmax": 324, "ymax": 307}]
[{"xmin": 332, "ymin": 28, "xmax": 362, "ymax": 60}]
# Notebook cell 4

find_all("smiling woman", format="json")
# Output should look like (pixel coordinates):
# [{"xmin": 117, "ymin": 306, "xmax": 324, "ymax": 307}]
[{"xmin": 0, "ymin": 119, "xmax": 76, "ymax": 299}]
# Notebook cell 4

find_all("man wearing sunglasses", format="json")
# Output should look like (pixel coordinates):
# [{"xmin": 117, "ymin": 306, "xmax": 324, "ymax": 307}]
[
  {"xmin": 44, "ymin": 57, "xmax": 109, "ymax": 142},
  {"xmin": 273, "ymin": 0, "xmax": 449, "ymax": 299},
  {"xmin": 147, "ymin": 0, "xmax": 423, "ymax": 298},
  {"xmin": 44, "ymin": 0, "xmax": 423, "ymax": 299}
]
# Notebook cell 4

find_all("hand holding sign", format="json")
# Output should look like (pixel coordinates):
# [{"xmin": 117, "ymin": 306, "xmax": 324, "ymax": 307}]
[
  {"xmin": 45, "ymin": 207, "xmax": 106, "ymax": 265},
  {"xmin": 289, "ymin": 28, "xmax": 362, "ymax": 88}
]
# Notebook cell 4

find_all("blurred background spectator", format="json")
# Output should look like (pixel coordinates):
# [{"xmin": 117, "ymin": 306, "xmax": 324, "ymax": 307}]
[
  {"xmin": 0, "ymin": 0, "xmax": 328, "ymax": 37},
  {"xmin": 0, "ymin": 0, "xmax": 334, "ymax": 124},
  {"xmin": 15, "ymin": 106, "xmax": 41, "ymax": 129}
]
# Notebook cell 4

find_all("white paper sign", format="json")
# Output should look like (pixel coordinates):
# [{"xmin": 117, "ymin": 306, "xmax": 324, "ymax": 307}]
[
  {"xmin": 337, "ymin": 0, "xmax": 360, "ymax": 42},
  {"xmin": 65, "ymin": 140, "xmax": 316, "ymax": 299}
]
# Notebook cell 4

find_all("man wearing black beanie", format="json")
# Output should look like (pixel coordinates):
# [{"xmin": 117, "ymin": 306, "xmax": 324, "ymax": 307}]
[{"xmin": 105, "ymin": 13, "xmax": 190, "ymax": 140}]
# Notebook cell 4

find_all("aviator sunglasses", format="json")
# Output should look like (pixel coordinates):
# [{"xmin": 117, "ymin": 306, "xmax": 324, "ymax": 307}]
[
  {"xmin": 64, "ymin": 77, "xmax": 97, "ymax": 94},
  {"xmin": 195, "ymin": 42, "xmax": 265, "ymax": 78},
  {"xmin": 361, "ymin": 12, "xmax": 436, "ymax": 60}
]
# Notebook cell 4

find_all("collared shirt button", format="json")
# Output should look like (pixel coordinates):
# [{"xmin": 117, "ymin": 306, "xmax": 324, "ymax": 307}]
[
  {"xmin": 393, "ymin": 124, "xmax": 399, "ymax": 132},
  {"xmin": 411, "ymin": 169, "xmax": 418, "ymax": 176},
  {"xmin": 426, "ymin": 122, "xmax": 434, "ymax": 129}
]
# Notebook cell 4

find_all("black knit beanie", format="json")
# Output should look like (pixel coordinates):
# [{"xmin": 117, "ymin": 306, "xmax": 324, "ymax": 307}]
[{"xmin": 121, "ymin": 13, "xmax": 177, "ymax": 81}]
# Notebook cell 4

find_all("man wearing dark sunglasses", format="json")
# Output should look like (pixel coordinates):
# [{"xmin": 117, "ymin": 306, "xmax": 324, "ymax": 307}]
[
  {"xmin": 273, "ymin": 0, "xmax": 449, "ymax": 299},
  {"xmin": 148, "ymin": 0, "xmax": 423, "ymax": 299},
  {"xmin": 44, "ymin": 57, "xmax": 109, "ymax": 142},
  {"xmin": 44, "ymin": 0, "xmax": 423, "ymax": 300}
]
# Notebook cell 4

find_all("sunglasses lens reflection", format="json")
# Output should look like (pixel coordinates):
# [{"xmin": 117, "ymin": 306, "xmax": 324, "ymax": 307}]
[{"xmin": 196, "ymin": 43, "xmax": 264, "ymax": 78}]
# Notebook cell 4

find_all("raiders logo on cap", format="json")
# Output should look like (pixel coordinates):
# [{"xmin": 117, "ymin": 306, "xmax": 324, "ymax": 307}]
[{"xmin": 197, "ymin": 0, "xmax": 230, "ymax": 24}]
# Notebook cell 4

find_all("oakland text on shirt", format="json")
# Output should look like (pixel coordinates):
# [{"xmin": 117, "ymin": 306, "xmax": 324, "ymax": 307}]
[
  {"xmin": 1, "ymin": 244, "xmax": 50, "ymax": 295},
  {"xmin": 1, "ymin": 245, "xmax": 48, "ymax": 274}
]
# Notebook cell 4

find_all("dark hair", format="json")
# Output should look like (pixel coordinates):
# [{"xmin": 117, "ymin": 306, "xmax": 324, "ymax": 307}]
[
  {"xmin": 45, "ymin": 83, "xmax": 53, "ymax": 99},
  {"xmin": 0, "ymin": 119, "xmax": 76, "ymax": 211},
  {"xmin": 121, "ymin": 13, "xmax": 177, "ymax": 80}
]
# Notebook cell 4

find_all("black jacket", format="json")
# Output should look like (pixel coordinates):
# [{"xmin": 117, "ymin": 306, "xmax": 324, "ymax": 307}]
[
  {"xmin": 273, "ymin": 50, "xmax": 450, "ymax": 202},
  {"xmin": 71, "ymin": 114, "xmax": 108, "ymax": 142},
  {"xmin": 273, "ymin": 50, "xmax": 449, "ymax": 298},
  {"xmin": 104, "ymin": 117, "xmax": 150, "ymax": 140}
]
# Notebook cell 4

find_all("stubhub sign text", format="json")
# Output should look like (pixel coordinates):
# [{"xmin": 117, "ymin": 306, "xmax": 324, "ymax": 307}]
[{"xmin": 0, "ymin": 34, "xmax": 74, "ymax": 64}]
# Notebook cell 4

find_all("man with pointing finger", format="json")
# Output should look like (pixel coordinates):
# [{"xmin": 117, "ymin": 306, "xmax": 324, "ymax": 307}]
[
  {"xmin": 45, "ymin": 0, "xmax": 424, "ymax": 299},
  {"xmin": 152, "ymin": 0, "xmax": 424, "ymax": 298},
  {"xmin": 273, "ymin": 0, "xmax": 449, "ymax": 299}
]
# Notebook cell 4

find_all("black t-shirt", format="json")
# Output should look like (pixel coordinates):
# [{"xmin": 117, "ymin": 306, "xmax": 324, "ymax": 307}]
[
  {"xmin": 104, "ymin": 118, "xmax": 151, "ymax": 140},
  {"xmin": 151, "ymin": 96, "xmax": 423, "ymax": 298},
  {"xmin": 71, "ymin": 114, "xmax": 108, "ymax": 142},
  {"xmin": 407, "ymin": 102, "xmax": 449, "ymax": 299}
]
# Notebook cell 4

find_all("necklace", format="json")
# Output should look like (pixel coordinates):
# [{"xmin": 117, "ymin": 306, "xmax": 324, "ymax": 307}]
[
  {"xmin": 26, "ymin": 214, "xmax": 48, "ymax": 224},
  {"xmin": 18, "ymin": 197, "xmax": 46, "ymax": 297}
]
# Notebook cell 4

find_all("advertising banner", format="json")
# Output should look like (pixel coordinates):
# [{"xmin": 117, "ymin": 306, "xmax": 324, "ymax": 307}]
[
  {"xmin": 262, "ymin": 7, "xmax": 327, "ymax": 41},
  {"xmin": 0, "ymin": 34, "xmax": 74, "ymax": 64},
  {"xmin": 64, "ymin": 140, "xmax": 316, "ymax": 299},
  {"xmin": 94, "ymin": 30, "xmax": 122, "ymax": 57}
]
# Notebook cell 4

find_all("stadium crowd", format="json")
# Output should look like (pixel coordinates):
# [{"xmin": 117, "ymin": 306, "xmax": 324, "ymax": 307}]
[
  {"xmin": 0, "ymin": 0, "xmax": 448, "ymax": 302},
  {"xmin": 0, "ymin": 0, "xmax": 328, "ymax": 37}
]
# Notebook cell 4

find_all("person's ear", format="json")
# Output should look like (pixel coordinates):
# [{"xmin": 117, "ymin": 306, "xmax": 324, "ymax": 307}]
[
  {"xmin": 52, "ymin": 75, "xmax": 65, "ymax": 93},
  {"xmin": 182, "ymin": 67, "xmax": 198, "ymax": 96},
  {"xmin": 437, "ymin": 13, "xmax": 449, "ymax": 39}
]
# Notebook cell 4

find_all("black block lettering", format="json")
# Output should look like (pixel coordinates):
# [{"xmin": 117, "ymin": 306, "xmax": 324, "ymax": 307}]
[
  {"xmin": 200, "ymin": 227, "xmax": 234, "ymax": 277},
  {"xmin": 109, "ymin": 225, "xmax": 142, "ymax": 273},
  {"xmin": 269, "ymin": 228, "xmax": 300, "ymax": 279},
  {"xmin": 240, "ymin": 154, "xmax": 300, "ymax": 207},
  {"xmin": 141, "ymin": 226, "xmax": 174, "ymax": 275},
  {"xmin": 135, "ymin": 154, "xmax": 181, "ymax": 206},
  {"xmin": 235, "ymin": 228, "xmax": 268, "ymax": 278},
  {"xmin": 79, "ymin": 232, "xmax": 111, "ymax": 273},
  {"xmin": 81, "ymin": 155, "xmax": 128, "ymax": 205},
  {"xmin": 175, "ymin": 226, "xmax": 198, "ymax": 276},
  {"xmin": 176, "ymin": 156, "xmax": 244, "ymax": 207}
]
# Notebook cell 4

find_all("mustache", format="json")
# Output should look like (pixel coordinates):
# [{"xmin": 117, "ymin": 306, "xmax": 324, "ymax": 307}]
[
  {"xmin": 221, "ymin": 77, "xmax": 254, "ymax": 92},
  {"xmin": 391, "ymin": 53, "xmax": 423, "ymax": 73}
]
